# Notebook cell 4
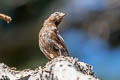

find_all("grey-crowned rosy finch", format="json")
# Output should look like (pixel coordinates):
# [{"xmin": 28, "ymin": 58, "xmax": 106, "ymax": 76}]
[{"xmin": 39, "ymin": 12, "xmax": 69, "ymax": 60}]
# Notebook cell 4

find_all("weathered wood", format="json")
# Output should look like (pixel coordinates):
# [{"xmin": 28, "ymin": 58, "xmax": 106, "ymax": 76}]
[{"xmin": 0, "ymin": 56, "xmax": 99, "ymax": 80}]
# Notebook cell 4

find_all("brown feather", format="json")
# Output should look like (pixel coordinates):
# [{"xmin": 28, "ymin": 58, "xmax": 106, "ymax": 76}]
[{"xmin": 39, "ymin": 12, "xmax": 69, "ymax": 60}]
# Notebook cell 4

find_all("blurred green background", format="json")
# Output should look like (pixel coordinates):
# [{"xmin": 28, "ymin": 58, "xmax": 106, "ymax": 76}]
[{"xmin": 0, "ymin": 0, "xmax": 120, "ymax": 80}]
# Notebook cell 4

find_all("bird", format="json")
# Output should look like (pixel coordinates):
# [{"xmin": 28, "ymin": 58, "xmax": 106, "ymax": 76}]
[{"xmin": 39, "ymin": 12, "xmax": 69, "ymax": 60}]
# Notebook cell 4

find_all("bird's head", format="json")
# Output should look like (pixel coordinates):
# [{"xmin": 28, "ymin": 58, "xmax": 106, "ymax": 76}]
[{"xmin": 48, "ymin": 12, "xmax": 65, "ymax": 26}]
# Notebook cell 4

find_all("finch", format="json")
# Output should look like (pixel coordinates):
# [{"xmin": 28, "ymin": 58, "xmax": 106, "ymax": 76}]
[{"xmin": 39, "ymin": 12, "xmax": 69, "ymax": 60}]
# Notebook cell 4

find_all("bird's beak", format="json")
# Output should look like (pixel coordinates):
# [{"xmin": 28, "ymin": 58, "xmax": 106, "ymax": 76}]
[{"xmin": 59, "ymin": 12, "xmax": 65, "ymax": 17}]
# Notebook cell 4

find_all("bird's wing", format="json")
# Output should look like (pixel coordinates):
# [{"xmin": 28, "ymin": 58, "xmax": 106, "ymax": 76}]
[{"xmin": 49, "ymin": 29, "xmax": 69, "ymax": 56}]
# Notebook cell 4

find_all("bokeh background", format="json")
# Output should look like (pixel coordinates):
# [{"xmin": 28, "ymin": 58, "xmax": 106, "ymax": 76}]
[{"xmin": 0, "ymin": 0, "xmax": 120, "ymax": 80}]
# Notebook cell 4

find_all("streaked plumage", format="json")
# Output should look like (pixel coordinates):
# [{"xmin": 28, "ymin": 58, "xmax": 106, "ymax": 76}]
[{"xmin": 39, "ymin": 12, "xmax": 69, "ymax": 60}]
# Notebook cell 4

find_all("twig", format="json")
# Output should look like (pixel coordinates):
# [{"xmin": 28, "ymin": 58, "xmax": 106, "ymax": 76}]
[{"xmin": 0, "ymin": 13, "xmax": 12, "ymax": 23}]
